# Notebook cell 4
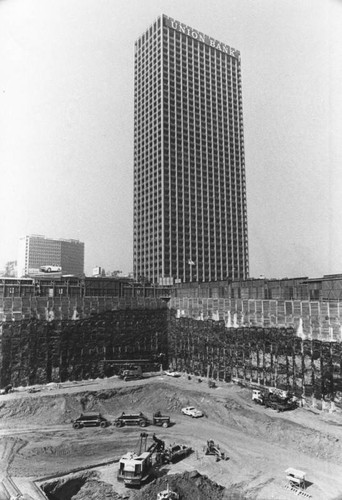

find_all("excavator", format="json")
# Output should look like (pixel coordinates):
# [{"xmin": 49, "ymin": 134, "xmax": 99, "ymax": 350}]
[
  {"xmin": 118, "ymin": 433, "xmax": 192, "ymax": 487},
  {"xmin": 117, "ymin": 433, "xmax": 165, "ymax": 487}
]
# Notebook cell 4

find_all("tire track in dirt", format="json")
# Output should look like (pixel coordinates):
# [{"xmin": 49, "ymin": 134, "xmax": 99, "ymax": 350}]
[{"xmin": 0, "ymin": 436, "xmax": 27, "ymax": 477}]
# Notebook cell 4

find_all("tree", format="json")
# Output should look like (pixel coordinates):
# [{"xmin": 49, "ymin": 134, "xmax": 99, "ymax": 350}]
[
  {"xmin": 111, "ymin": 270, "xmax": 122, "ymax": 278},
  {"xmin": 4, "ymin": 261, "xmax": 17, "ymax": 277}
]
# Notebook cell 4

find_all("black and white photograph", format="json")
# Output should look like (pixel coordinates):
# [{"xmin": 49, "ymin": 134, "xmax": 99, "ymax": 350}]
[{"xmin": 0, "ymin": 0, "xmax": 342, "ymax": 498}]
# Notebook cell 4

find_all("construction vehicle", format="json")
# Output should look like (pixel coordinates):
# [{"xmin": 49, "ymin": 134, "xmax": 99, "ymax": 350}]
[
  {"xmin": 163, "ymin": 443, "xmax": 192, "ymax": 463},
  {"xmin": 152, "ymin": 411, "xmax": 170, "ymax": 428},
  {"xmin": 119, "ymin": 365, "xmax": 143, "ymax": 381},
  {"xmin": 117, "ymin": 433, "xmax": 165, "ymax": 487},
  {"xmin": 157, "ymin": 483, "xmax": 179, "ymax": 500},
  {"xmin": 264, "ymin": 392, "xmax": 297, "ymax": 412},
  {"xmin": 204, "ymin": 439, "xmax": 228, "ymax": 461},
  {"xmin": 252, "ymin": 389, "xmax": 266, "ymax": 404},
  {"xmin": 118, "ymin": 433, "xmax": 192, "ymax": 487},
  {"xmin": 72, "ymin": 413, "xmax": 111, "ymax": 429},
  {"xmin": 252, "ymin": 388, "xmax": 297, "ymax": 412},
  {"xmin": 114, "ymin": 412, "xmax": 149, "ymax": 427}
]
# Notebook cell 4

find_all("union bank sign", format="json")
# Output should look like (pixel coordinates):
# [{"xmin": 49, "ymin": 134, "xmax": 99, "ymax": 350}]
[{"xmin": 164, "ymin": 16, "xmax": 240, "ymax": 59}]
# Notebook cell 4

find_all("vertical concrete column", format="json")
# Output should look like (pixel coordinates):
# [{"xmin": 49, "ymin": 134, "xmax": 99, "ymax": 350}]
[{"xmin": 256, "ymin": 340, "xmax": 260, "ymax": 385}]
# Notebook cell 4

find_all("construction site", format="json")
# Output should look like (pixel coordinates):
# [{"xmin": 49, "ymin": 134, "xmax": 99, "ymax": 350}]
[{"xmin": 0, "ymin": 290, "xmax": 341, "ymax": 500}]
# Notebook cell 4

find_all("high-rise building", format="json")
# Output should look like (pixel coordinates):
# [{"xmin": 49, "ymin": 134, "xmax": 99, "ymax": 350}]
[
  {"xmin": 17, "ymin": 235, "xmax": 85, "ymax": 277},
  {"xmin": 133, "ymin": 15, "xmax": 249, "ymax": 284}
]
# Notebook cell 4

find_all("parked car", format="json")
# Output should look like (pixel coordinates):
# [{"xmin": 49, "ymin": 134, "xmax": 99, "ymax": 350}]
[
  {"xmin": 181, "ymin": 406, "xmax": 203, "ymax": 418},
  {"xmin": 28, "ymin": 387, "xmax": 41, "ymax": 393},
  {"xmin": 72, "ymin": 413, "xmax": 111, "ymax": 429},
  {"xmin": 40, "ymin": 265, "xmax": 62, "ymax": 273},
  {"xmin": 164, "ymin": 370, "xmax": 181, "ymax": 377}
]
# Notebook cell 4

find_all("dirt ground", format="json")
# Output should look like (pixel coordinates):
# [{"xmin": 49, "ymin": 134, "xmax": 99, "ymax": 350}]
[{"xmin": 0, "ymin": 374, "xmax": 342, "ymax": 499}]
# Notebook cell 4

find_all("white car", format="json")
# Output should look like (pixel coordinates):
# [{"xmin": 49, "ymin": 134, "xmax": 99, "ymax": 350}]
[
  {"xmin": 164, "ymin": 370, "xmax": 181, "ymax": 377},
  {"xmin": 181, "ymin": 406, "xmax": 203, "ymax": 418},
  {"xmin": 40, "ymin": 265, "xmax": 62, "ymax": 273}
]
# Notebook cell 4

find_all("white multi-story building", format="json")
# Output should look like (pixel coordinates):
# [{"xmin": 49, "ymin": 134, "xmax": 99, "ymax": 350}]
[{"xmin": 18, "ymin": 235, "xmax": 84, "ymax": 277}]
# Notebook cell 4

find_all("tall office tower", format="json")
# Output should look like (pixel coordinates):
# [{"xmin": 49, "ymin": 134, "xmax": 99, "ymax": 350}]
[
  {"xmin": 133, "ymin": 15, "xmax": 249, "ymax": 284},
  {"xmin": 17, "ymin": 235, "xmax": 85, "ymax": 277}
]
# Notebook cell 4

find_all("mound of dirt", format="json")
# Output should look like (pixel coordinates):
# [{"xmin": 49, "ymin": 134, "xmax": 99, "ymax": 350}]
[
  {"xmin": 41, "ymin": 470, "xmax": 243, "ymax": 500},
  {"xmin": 130, "ymin": 470, "xmax": 244, "ymax": 500}
]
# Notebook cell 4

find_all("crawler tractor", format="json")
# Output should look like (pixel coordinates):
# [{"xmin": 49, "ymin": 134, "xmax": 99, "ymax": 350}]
[{"xmin": 205, "ymin": 439, "xmax": 228, "ymax": 461}]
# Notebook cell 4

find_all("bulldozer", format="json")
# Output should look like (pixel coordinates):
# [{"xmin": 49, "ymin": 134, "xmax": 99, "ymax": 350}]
[{"xmin": 204, "ymin": 439, "xmax": 228, "ymax": 461}]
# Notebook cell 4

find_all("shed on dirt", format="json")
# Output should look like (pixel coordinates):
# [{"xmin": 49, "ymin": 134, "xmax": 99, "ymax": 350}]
[{"xmin": 285, "ymin": 468, "xmax": 306, "ymax": 489}]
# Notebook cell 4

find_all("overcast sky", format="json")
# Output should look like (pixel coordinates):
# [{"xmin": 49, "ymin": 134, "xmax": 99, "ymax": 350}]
[{"xmin": 1, "ymin": 0, "xmax": 341, "ymax": 279}]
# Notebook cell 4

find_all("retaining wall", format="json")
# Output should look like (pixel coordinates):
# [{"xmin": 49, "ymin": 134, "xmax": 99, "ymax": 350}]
[
  {"xmin": 0, "ymin": 308, "xmax": 168, "ymax": 387},
  {"xmin": 0, "ymin": 296, "xmax": 165, "ymax": 322},
  {"xmin": 171, "ymin": 297, "xmax": 342, "ymax": 341},
  {"xmin": 168, "ymin": 314, "xmax": 342, "ymax": 409},
  {"xmin": 1, "ymin": 298, "xmax": 342, "ymax": 409}
]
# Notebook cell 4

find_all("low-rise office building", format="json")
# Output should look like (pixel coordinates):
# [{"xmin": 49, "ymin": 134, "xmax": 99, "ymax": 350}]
[{"xmin": 17, "ymin": 235, "xmax": 84, "ymax": 277}]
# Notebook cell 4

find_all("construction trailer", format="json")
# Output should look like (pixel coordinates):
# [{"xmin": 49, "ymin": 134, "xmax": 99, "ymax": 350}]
[{"xmin": 285, "ymin": 468, "xmax": 306, "ymax": 490}]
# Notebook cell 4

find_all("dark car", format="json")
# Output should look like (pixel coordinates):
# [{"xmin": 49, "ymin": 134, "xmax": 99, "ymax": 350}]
[{"xmin": 72, "ymin": 413, "xmax": 110, "ymax": 429}]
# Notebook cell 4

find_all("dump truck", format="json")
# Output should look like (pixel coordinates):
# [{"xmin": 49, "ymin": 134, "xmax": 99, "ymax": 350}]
[
  {"xmin": 252, "ymin": 388, "xmax": 297, "ymax": 412},
  {"xmin": 264, "ymin": 394, "xmax": 297, "ymax": 412}
]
